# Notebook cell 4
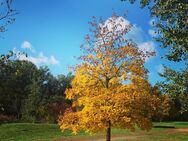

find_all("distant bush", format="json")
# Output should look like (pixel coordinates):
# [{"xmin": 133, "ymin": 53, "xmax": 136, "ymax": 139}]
[{"xmin": 0, "ymin": 114, "xmax": 17, "ymax": 123}]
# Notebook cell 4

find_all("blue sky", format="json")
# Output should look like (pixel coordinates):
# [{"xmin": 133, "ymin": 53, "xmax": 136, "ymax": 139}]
[{"xmin": 0, "ymin": 0, "xmax": 182, "ymax": 85}]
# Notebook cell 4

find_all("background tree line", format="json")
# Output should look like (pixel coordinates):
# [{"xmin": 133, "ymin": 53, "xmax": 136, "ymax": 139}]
[
  {"xmin": 1, "ymin": 50, "xmax": 181, "ymax": 124},
  {"xmin": 0, "ymin": 51, "xmax": 73, "ymax": 123}
]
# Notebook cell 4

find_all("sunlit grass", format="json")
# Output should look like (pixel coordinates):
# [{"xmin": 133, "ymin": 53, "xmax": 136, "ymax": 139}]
[{"xmin": 0, "ymin": 122, "xmax": 188, "ymax": 141}]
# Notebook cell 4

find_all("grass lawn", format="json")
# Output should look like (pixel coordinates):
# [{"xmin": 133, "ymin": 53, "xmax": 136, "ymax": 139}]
[{"xmin": 0, "ymin": 122, "xmax": 188, "ymax": 141}]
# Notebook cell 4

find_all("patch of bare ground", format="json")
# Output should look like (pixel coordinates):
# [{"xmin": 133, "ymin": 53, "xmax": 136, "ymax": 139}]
[
  {"xmin": 165, "ymin": 128, "xmax": 188, "ymax": 133},
  {"xmin": 52, "ymin": 134, "xmax": 140, "ymax": 141}
]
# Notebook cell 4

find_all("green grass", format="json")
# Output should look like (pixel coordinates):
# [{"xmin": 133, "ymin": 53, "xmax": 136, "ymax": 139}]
[
  {"xmin": 153, "ymin": 121, "xmax": 188, "ymax": 128},
  {"xmin": 0, "ymin": 123, "xmax": 68, "ymax": 141},
  {"xmin": 0, "ymin": 122, "xmax": 188, "ymax": 141},
  {"xmin": 117, "ymin": 122, "xmax": 188, "ymax": 141}
]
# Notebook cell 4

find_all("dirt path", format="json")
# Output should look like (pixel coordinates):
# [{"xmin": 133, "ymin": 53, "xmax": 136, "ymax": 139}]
[
  {"xmin": 53, "ymin": 128, "xmax": 188, "ymax": 141},
  {"xmin": 53, "ymin": 135, "xmax": 139, "ymax": 141},
  {"xmin": 84, "ymin": 135, "xmax": 140, "ymax": 141},
  {"xmin": 165, "ymin": 128, "xmax": 188, "ymax": 133}
]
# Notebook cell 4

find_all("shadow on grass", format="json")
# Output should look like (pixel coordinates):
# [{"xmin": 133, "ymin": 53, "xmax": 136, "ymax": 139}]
[{"xmin": 153, "ymin": 125, "xmax": 175, "ymax": 128}]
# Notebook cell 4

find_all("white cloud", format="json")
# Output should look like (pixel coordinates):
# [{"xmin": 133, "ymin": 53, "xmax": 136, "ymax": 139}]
[
  {"xmin": 148, "ymin": 29, "xmax": 157, "ymax": 37},
  {"xmin": 19, "ymin": 41, "xmax": 59, "ymax": 66},
  {"xmin": 138, "ymin": 41, "xmax": 156, "ymax": 61},
  {"xmin": 103, "ymin": 16, "xmax": 131, "ymax": 32},
  {"xmin": 157, "ymin": 64, "xmax": 164, "ymax": 73},
  {"xmin": 104, "ymin": 16, "xmax": 144, "ymax": 42},
  {"xmin": 50, "ymin": 56, "xmax": 59, "ymax": 65},
  {"xmin": 127, "ymin": 25, "xmax": 145, "ymax": 43},
  {"xmin": 18, "ymin": 54, "xmax": 27, "ymax": 60},
  {"xmin": 19, "ymin": 52, "xmax": 59, "ymax": 66},
  {"xmin": 138, "ymin": 41, "xmax": 155, "ymax": 52},
  {"xmin": 102, "ymin": 16, "xmax": 145, "ymax": 44},
  {"xmin": 148, "ymin": 19, "xmax": 158, "ymax": 37},
  {"xmin": 97, "ymin": 16, "xmax": 131, "ymax": 46},
  {"xmin": 21, "ymin": 41, "xmax": 36, "ymax": 53},
  {"xmin": 21, "ymin": 41, "xmax": 32, "ymax": 49},
  {"xmin": 149, "ymin": 19, "xmax": 156, "ymax": 26},
  {"xmin": 100, "ymin": 16, "xmax": 157, "ymax": 62}
]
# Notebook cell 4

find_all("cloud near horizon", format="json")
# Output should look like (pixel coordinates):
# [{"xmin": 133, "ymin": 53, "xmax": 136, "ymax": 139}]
[
  {"xmin": 19, "ymin": 52, "xmax": 59, "ymax": 66},
  {"xmin": 21, "ymin": 41, "xmax": 32, "ymax": 49},
  {"xmin": 19, "ymin": 40, "xmax": 59, "ymax": 66},
  {"xmin": 21, "ymin": 41, "xmax": 36, "ymax": 53}
]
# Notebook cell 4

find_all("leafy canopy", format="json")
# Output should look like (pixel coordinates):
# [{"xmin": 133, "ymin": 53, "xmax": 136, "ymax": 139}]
[
  {"xmin": 157, "ymin": 65, "xmax": 188, "ymax": 114},
  {"xmin": 58, "ymin": 14, "xmax": 159, "ymax": 135},
  {"xmin": 122, "ymin": 0, "xmax": 188, "ymax": 61}
]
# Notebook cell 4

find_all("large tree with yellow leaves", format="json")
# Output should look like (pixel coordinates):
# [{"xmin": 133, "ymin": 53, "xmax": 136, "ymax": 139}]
[{"xmin": 58, "ymin": 13, "xmax": 159, "ymax": 141}]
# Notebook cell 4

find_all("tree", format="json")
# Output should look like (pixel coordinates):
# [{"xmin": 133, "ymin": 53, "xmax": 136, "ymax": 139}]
[
  {"xmin": 46, "ymin": 73, "xmax": 73, "ymax": 122},
  {"xmin": 122, "ymin": 0, "xmax": 188, "ymax": 121},
  {"xmin": 2, "ymin": 60, "xmax": 36, "ymax": 117},
  {"xmin": 58, "ymin": 14, "xmax": 159, "ymax": 141},
  {"xmin": 0, "ymin": 57, "xmax": 37, "ymax": 119},
  {"xmin": 157, "ymin": 66, "xmax": 188, "ymax": 116},
  {"xmin": 0, "ymin": 51, "xmax": 73, "ymax": 123},
  {"xmin": 151, "ymin": 86, "xmax": 171, "ymax": 122},
  {"xmin": 40, "ymin": 72, "xmax": 73, "ymax": 123},
  {"xmin": 22, "ymin": 76, "xmax": 42, "ymax": 122},
  {"xmin": 22, "ymin": 66, "xmax": 51, "ymax": 122},
  {"xmin": 22, "ymin": 67, "xmax": 73, "ymax": 123},
  {"xmin": 0, "ymin": 0, "xmax": 17, "ymax": 33},
  {"xmin": 122, "ymin": 0, "xmax": 188, "ymax": 62}
]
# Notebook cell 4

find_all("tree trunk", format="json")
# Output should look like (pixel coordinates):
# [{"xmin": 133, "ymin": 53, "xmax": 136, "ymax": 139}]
[
  {"xmin": 106, "ymin": 121, "xmax": 111, "ymax": 141},
  {"xmin": 105, "ymin": 77, "xmax": 110, "ymax": 141}
]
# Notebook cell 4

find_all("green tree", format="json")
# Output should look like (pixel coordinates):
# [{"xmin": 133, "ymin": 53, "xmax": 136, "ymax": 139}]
[
  {"xmin": 157, "ymin": 66, "xmax": 188, "ymax": 119},
  {"xmin": 0, "ymin": 53, "xmax": 37, "ymax": 119},
  {"xmin": 22, "ymin": 67, "xmax": 73, "ymax": 123},
  {"xmin": 122, "ymin": 0, "xmax": 188, "ymax": 61},
  {"xmin": 44, "ymin": 73, "xmax": 73, "ymax": 123},
  {"xmin": 22, "ymin": 66, "xmax": 51, "ymax": 122},
  {"xmin": 122, "ymin": 0, "xmax": 188, "ymax": 121},
  {"xmin": 0, "ymin": 51, "xmax": 73, "ymax": 123},
  {"xmin": 22, "ymin": 77, "xmax": 42, "ymax": 122},
  {"xmin": 151, "ymin": 86, "xmax": 171, "ymax": 122}
]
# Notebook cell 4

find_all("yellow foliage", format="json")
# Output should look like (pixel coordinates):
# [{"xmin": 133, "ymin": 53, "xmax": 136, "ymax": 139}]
[{"xmin": 58, "ymin": 14, "xmax": 158, "ymax": 135}]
